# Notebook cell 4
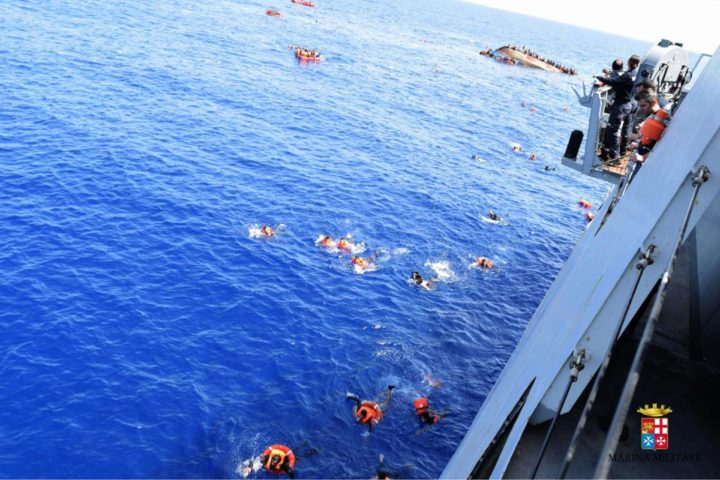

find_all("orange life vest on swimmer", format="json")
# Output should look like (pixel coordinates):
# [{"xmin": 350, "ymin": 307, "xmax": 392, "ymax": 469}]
[
  {"xmin": 414, "ymin": 397, "xmax": 429, "ymax": 414},
  {"xmin": 352, "ymin": 256, "xmax": 368, "ymax": 267},
  {"xmin": 476, "ymin": 257, "xmax": 493, "ymax": 269},
  {"xmin": 414, "ymin": 397, "xmax": 440, "ymax": 424},
  {"xmin": 639, "ymin": 109, "xmax": 670, "ymax": 151},
  {"xmin": 337, "ymin": 239, "xmax": 350, "ymax": 249},
  {"xmin": 262, "ymin": 444, "xmax": 296, "ymax": 473},
  {"xmin": 356, "ymin": 401, "xmax": 382, "ymax": 423},
  {"xmin": 320, "ymin": 236, "xmax": 333, "ymax": 247}
]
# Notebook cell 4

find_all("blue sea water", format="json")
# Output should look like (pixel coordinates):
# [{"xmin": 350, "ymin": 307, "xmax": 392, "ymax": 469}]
[{"xmin": 0, "ymin": 0, "xmax": 655, "ymax": 477}]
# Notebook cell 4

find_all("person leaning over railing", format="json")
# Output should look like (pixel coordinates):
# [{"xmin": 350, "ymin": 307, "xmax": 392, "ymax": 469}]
[{"xmin": 595, "ymin": 59, "xmax": 635, "ymax": 162}]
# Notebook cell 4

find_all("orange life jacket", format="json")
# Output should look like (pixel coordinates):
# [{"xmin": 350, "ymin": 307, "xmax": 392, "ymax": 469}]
[
  {"xmin": 414, "ymin": 397, "xmax": 429, "ymax": 414},
  {"xmin": 352, "ymin": 256, "xmax": 368, "ymax": 267},
  {"xmin": 476, "ymin": 257, "xmax": 493, "ymax": 269},
  {"xmin": 262, "ymin": 444, "xmax": 296, "ymax": 473},
  {"xmin": 640, "ymin": 109, "xmax": 669, "ymax": 150},
  {"xmin": 356, "ymin": 401, "xmax": 382, "ymax": 424}
]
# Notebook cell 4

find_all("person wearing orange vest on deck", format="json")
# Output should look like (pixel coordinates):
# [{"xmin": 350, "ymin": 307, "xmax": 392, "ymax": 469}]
[
  {"xmin": 630, "ymin": 91, "xmax": 670, "ymax": 166},
  {"xmin": 259, "ymin": 444, "xmax": 296, "ymax": 478},
  {"xmin": 346, "ymin": 385, "xmax": 395, "ymax": 432}
]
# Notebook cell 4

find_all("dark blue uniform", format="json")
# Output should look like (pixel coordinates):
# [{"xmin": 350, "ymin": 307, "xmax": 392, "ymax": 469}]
[{"xmin": 597, "ymin": 71, "xmax": 636, "ymax": 160}]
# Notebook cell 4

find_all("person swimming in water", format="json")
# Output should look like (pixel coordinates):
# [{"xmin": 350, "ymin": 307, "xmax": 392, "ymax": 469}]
[
  {"xmin": 528, "ymin": 153, "xmax": 537, "ymax": 161},
  {"xmin": 511, "ymin": 143, "xmax": 523, "ymax": 152},
  {"xmin": 372, "ymin": 454, "xmax": 414, "ymax": 480},
  {"xmin": 423, "ymin": 372, "xmax": 443, "ymax": 388},
  {"xmin": 487, "ymin": 211, "xmax": 500, "ymax": 222},
  {"xmin": 352, "ymin": 252, "xmax": 379, "ymax": 270},
  {"xmin": 544, "ymin": 165, "xmax": 556, "ymax": 171},
  {"xmin": 410, "ymin": 272, "xmax": 437, "ymax": 290},
  {"xmin": 337, "ymin": 237, "xmax": 353, "ymax": 250},
  {"xmin": 261, "ymin": 225, "xmax": 275, "ymax": 237},
  {"xmin": 346, "ymin": 385, "xmax": 395, "ymax": 432},
  {"xmin": 413, "ymin": 397, "xmax": 448, "ymax": 433},
  {"xmin": 474, "ymin": 257, "xmax": 494, "ymax": 269},
  {"xmin": 239, "ymin": 441, "xmax": 318, "ymax": 478},
  {"xmin": 318, "ymin": 235, "xmax": 334, "ymax": 248}
]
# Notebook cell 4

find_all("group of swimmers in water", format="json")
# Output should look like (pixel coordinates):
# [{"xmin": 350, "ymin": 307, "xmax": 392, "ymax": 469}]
[
  {"xmin": 257, "ymin": 216, "xmax": 498, "ymax": 283},
  {"xmin": 241, "ymin": 375, "xmax": 445, "ymax": 479}
]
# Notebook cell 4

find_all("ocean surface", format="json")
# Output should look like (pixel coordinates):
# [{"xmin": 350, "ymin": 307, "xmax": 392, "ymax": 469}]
[{"xmin": 0, "ymin": 0, "xmax": 654, "ymax": 477}]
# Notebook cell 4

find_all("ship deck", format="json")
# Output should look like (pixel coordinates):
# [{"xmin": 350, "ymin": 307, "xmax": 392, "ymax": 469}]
[{"xmin": 503, "ymin": 243, "xmax": 720, "ymax": 478}]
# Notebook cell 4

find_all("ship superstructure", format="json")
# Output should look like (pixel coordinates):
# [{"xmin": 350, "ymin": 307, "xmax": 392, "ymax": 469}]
[{"xmin": 443, "ymin": 41, "xmax": 720, "ymax": 479}]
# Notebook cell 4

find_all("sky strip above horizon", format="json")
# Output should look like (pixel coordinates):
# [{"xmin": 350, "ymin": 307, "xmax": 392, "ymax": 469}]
[{"xmin": 462, "ymin": 0, "xmax": 719, "ymax": 54}]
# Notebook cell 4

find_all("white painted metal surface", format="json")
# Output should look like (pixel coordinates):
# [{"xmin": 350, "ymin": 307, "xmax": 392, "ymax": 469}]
[{"xmin": 442, "ymin": 45, "xmax": 720, "ymax": 479}]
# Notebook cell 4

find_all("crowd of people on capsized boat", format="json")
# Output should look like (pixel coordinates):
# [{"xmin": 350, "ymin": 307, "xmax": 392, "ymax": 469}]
[
  {"xmin": 479, "ymin": 45, "xmax": 577, "ymax": 75},
  {"xmin": 478, "ymin": 48, "xmax": 518, "ymax": 65},
  {"xmin": 505, "ymin": 45, "xmax": 577, "ymax": 75}
]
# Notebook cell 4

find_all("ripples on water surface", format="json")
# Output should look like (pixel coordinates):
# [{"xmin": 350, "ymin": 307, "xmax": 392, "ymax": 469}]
[{"xmin": 0, "ymin": 0, "xmax": 652, "ymax": 477}]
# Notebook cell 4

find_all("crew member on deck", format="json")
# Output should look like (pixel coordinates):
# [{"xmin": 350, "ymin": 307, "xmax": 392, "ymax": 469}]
[
  {"xmin": 595, "ymin": 59, "xmax": 635, "ymax": 162},
  {"xmin": 630, "ymin": 91, "xmax": 670, "ymax": 165}
]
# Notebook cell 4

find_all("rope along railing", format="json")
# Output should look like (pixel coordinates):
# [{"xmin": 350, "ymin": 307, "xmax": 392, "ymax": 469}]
[
  {"xmin": 594, "ymin": 166, "xmax": 711, "ymax": 478},
  {"xmin": 558, "ymin": 244, "xmax": 656, "ymax": 478},
  {"xmin": 530, "ymin": 350, "xmax": 585, "ymax": 479}
]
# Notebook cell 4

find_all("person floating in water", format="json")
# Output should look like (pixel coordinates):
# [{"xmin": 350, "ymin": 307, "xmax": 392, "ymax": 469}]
[
  {"xmin": 410, "ymin": 271, "xmax": 437, "ymax": 290},
  {"xmin": 423, "ymin": 372, "xmax": 443, "ymax": 388},
  {"xmin": 261, "ymin": 225, "xmax": 275, "ymax": 237},
  {"xmin": 511, "ymin": 143, "xmax": 523, "ymax": 152},
  {"xmin": 337, "ymin": 237, "xmax": 353, "ymax": 250},
  {"xmin": 544, "ymin": 165, "xmax": 556, "ymax": 171},
  {"xmin": 413, "ymin": 397, "xmax": 448, "ymax": 433},
  {"xmin": 346, "ymin": 385, "xmax": 395, "ymax": 432},
  {"xmin": 240, "ymin": 444, "xmax": 296, "ymax": 478},
  {"xmin": 318, "ymin": 235, "xmax": 335, "ymax": 248},
  {"xmin": 240, "ymin": 441, "xmax": 318, "ymax": 478},
  {"xmin": 372, "ymin": 454, "xmax": 414, "ymax": 479},
  {"xmin": 474, "ymin": 257, "xmax": 494, "ymax": 269},
  {"xmin": 487, "ymin": 210, "xmax": 500, "ymax": 222},
  {"xmin": 261, "ymin": 445, "xmax": 296, "ymax": 478},
  {"xmin": 351, "ymin": 252, "xmax": 379, "ymax": 271},
  {"xmin": 528, "ymin": 153, "xmax": 537, "ymax": 161}
]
